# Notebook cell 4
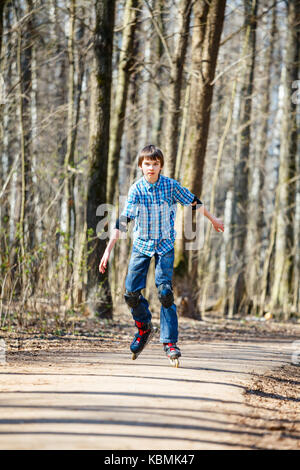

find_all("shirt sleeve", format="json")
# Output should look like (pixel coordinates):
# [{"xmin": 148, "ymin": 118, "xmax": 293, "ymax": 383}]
[
  {"xmin": 173, "ymin": 181, "xmax": 197, "ymax": 206},
  {"xmin": 121, "ymin": 184, "xmax": 139, "ymax": 220}
]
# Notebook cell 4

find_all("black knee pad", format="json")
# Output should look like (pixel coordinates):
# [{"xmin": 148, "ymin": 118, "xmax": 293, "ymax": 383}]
[
  {"xmin": 158, "ymin": 283, "xmax": 174, "ymax": 308},
  {"xmin": 124, "ymin": 290, "xmax": 141, "ymax": 309}
]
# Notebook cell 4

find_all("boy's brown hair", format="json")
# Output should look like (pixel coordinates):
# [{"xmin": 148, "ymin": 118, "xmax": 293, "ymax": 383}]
[{"xmin": 138, "ymin": 144, "xmax": 164, "ymax": 168}]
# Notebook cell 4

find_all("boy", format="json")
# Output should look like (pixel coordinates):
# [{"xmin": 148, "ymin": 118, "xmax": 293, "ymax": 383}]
[{"xmin": 99, "ymin": 145, "xmax": 224, "ymax": 366}]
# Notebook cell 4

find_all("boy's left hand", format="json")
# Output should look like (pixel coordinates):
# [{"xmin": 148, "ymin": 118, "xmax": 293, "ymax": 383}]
[{"xmin": 211, "ymin": 217, "xmax": 224, "ymax": 233}]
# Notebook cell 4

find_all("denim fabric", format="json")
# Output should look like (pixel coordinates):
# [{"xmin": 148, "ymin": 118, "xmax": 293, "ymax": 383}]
[{"xmin": 125, "ymin": 246, "xmax": 178, "ymax": 343}]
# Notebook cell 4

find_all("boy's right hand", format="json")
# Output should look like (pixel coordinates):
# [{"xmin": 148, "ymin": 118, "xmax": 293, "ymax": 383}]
[{"xmin": 99, "ymin": 248, "xmax": 110, "ymax": 274}]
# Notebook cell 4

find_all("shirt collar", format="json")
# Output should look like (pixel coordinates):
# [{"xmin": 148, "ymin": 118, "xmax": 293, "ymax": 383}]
[{"xmin": 142, "ymin": 173, "xmax": 162, "ymax": 191}]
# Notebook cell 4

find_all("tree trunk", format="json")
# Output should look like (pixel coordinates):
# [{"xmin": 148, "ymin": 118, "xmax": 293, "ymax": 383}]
[
  {"xmin": 229, "ymin": 0, "xmax": 258, "ymax": 317},
  {"xmin": 246, "ymin": 2, "xmax": 276, "ymax": 314},
  {"xmin": 174, "ymin": 0, "xmax": 226, "ymax": 318},
  {"xmin": 72, "ymin": 5, "xmax": 87, "ymax": 308},
  {"xmin": 16, "ymin": 1, "xmax": 34, "ymax": 295},
  {"xmin": 270, "ymin": 0, "xmax": 299, "ymax": 317},
  {"xmin": 182, "ymin": 0, "xmax": 226, "ymax": 196},
  {"xmin": 151, "ymin": 0, "xmax": 165, "ymax": 146},
  {"xmin": 164, "ymin": 0, "xmax": 192, "ymax": 178},
  {"xmin": 200, "ymin": 77, "xmax": 237, "ymax": 317},
  {"xmin": 86, "ymin": 0, "xmax": 115, "ymax": 318},
  {"xmin": 0, "ymin": 0, "xmax": 6, "ymax": 114},
  {"xmin": 49, "ymin": 0, "xmax": 68, "ymax": 168},
  {"xmin": 106, "ymin": 0, "xmax": 139, "ymax": 205},
  {"xmin": 0, "ymin": 0, "xmax": 10, "ymax": 251},
  {"xmin": 60, "ymin": 0, "xmax": 76, "ymax": 300}
]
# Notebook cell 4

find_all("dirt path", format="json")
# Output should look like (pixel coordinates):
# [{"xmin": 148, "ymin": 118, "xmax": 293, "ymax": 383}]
[{"xmin": 0, "ymin": 337, "xmax": 296, "ymax": 450}]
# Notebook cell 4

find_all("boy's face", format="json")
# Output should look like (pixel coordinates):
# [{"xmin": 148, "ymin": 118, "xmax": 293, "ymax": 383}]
[{"xmin": 140, "ymin": 157, "xmax": 162, "ymax": 184}]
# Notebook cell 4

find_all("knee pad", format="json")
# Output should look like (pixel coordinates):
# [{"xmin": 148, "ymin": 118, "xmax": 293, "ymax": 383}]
[
  {"xmin": 158, "ymin": 283, "xmax": 174, "ymax": 308},
  {"xmin": 124, "ymin": 290, "xmax": 141, "ymax": 309}
]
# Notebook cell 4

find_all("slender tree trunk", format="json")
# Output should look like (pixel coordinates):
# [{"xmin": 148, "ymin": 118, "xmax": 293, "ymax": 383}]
[
  {"xmin": 8, "ymin": 24, "xmax": 20, "ymax": 253},
  {"xmin": 151, "ymin": 0, "xmax": 164, "ymax": 146},
  {"xmin": 72, "ymin": 5, "xmax": 87, "ymax": 307},
  {"xmin": 106, "ymin": 0, "xmax": 140, "ymax": 304},
  {"xmin": 60, "ymin": 0, "xmax": 76, "ymax": 299},
  {"xmin": 258, "ymin": 52, "xmax": 284, "ymax": 316},
  {"xmin": 0, "ymin": 0, "xmax": 9, "ymax": 247},
  {"xmin": 106, "ymin": 0, "xmax": 139, "ymax": 205},
  {"xmin": 175, "ymin": 71, "xmax": 191, "ymax": 180},
  {"xmin": 270, "ymin": 0, "xmax": 299, "ymax": 317},
  {"xmin": 49, "ymin": 0, "xmax": 68, "ymax": 263},
  {"xmin": 229, "ymin": 0, "xmax": 258, "ymax": 317},
  {"xmin": 16, "ymin": 1, "xmax": 34, "ymax": 295},
  {"xmin": 0, "ymin": 0, "xmax": 6, "ymax": 124},
  {"xmin": 246, "ymin": 3, "xmax": 276, "ymax": 314},
  {"xmin": 49, "ymin": 0, "xmax": 68, "ymax": 168},
  {"xmin": 86, "ymin": 0, "xmax": 115, "ymax": 318},
  {"xmin": 164, "ymin": 0, "xmax": 192, "ymax": 178}
]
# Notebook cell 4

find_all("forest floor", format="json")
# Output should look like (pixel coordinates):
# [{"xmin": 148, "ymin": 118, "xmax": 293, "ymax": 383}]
[{"xmin": 0, "ymin": 312, "xmax": 300, "ymax": 450}]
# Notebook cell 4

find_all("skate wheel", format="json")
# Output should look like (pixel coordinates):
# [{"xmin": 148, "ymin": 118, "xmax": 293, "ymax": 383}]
[{"xmin": 169, "ymin": 358, "xmax": 179, "ymax": 368}]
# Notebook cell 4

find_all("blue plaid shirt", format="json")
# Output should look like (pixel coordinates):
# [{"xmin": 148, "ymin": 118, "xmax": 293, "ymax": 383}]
[{"xmin": 121, "ymin": 174, "xmax": 199, "ymax": 256}]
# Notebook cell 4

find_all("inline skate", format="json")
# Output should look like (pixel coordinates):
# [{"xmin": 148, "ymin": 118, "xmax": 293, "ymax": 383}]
[
  {"xmin": 130, "ymin": 321, "xmax": 157, "ymax": 360},
  {"xmin": 164, "ymin": 343, "xmax": 181, "ymax": 368}
]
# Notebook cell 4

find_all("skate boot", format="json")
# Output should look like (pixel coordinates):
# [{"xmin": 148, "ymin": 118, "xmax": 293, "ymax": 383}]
[
  {"xmin": 164, "ymin": 343, "xmax": 181, "ymax": 368},
  {"xmin": 130, "ymin": 321, "xmax": 157, "ymax": 360}
]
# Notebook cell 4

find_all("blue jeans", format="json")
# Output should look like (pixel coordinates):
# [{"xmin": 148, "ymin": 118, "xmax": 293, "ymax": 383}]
[{"xmin": 125, "ymin": 246, "xmax": 178, "ymax": 343}]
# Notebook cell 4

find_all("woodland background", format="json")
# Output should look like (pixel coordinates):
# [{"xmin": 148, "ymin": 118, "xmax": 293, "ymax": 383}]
[{"xmin": 0, "ymin": 0, "xmax": 299, "ymax": 330}]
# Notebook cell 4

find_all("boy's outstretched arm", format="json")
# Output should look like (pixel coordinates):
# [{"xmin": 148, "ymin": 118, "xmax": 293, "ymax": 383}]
[
  {"xmin": 99, "ymin": 215, "xmax": 133, "ymax": 273},
  {"xmin": 191, "ymin": 200, "xmax": 224, "ymax": 232},
  {"xmin": 99, "ymin": 228, "xmax": 120, "ymax": 274}
]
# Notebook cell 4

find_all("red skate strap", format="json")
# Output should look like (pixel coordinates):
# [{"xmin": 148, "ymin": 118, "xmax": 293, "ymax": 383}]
[{"xmin": 136, "ymin": 321, "xmax": 150, "ymax": 335}]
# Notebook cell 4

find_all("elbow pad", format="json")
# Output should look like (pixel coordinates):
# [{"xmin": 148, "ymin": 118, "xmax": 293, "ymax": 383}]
[
  {"xmin": 192, "ymin": 196, "xmax": 203, "ymax": 210},
  {"xmin": 115, "ymin": 215, "xmax": 131, "ymax": 232}
]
